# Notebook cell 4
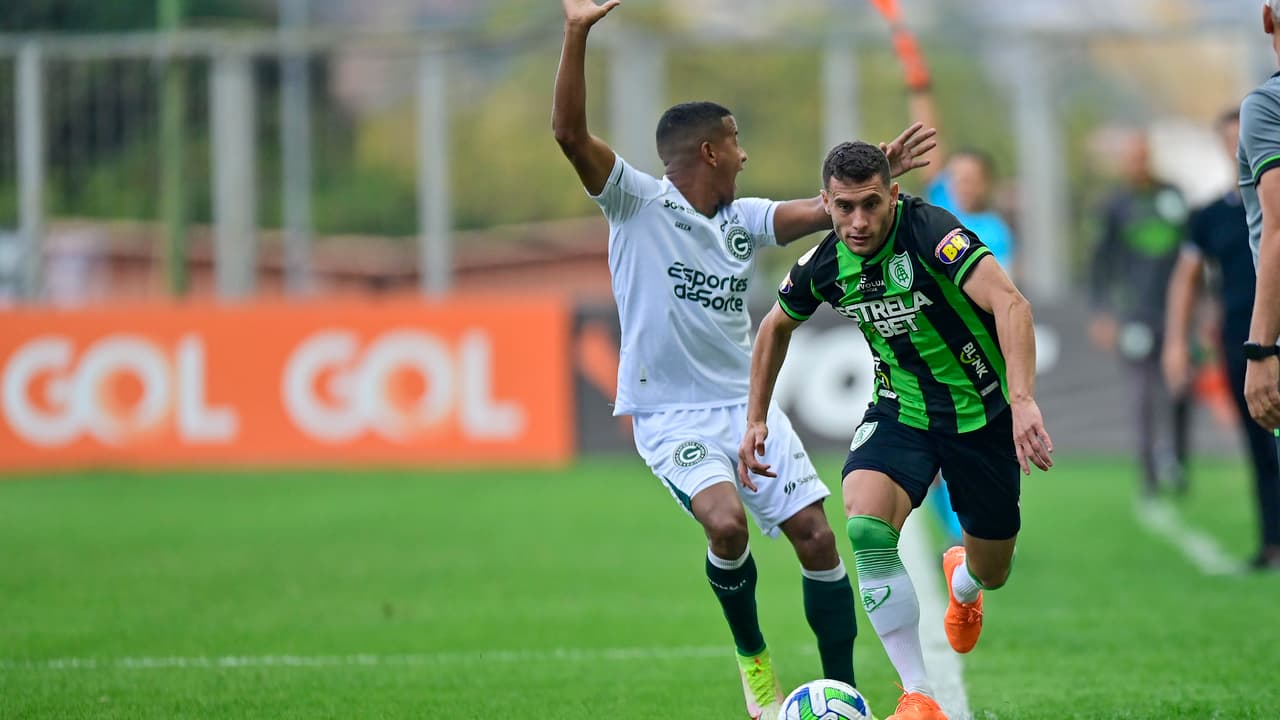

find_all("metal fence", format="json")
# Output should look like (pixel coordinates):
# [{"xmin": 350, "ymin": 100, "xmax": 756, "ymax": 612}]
[{"xmin": 0, "ymin": 4, "xmax": 1272, "ymax": 304}]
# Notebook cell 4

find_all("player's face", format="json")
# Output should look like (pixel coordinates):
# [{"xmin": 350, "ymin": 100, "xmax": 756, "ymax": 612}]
[
  {"xmin": 822, "ymin": 176, "xmax": 900, "ymax": 257},
  {"xmin": 947, "ymin": 155, "xmax": 991, "ymax": 213},
  {"xmin": 711, "ymin": 116, "xmax": 748, "ymax": 205}
]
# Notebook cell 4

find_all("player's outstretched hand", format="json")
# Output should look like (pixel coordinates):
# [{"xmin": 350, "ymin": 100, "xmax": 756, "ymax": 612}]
[
  {"xmin": 1011, "ymin": 398, "xmax": 1054, "ymax": 475},
  {"xmin": 562, "ymin": 0, "xmax": 621, "ymax": 28},
  {"xmin": 736, "ymin": 421, "xmax": 774, "ymax": 492},
  {"xmin": 880, "ymin": 122, "xmax": 937, "ymax": 179}
]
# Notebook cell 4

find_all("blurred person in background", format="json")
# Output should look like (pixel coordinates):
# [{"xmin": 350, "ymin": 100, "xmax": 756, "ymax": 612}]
[
  {"xmin": 888, "ymin": 22, "xmax": 1018, "ymax": 551},
  {"xmin": 1088, "ymin": 129, "xmax": 1192, "ymax": 499},
  {"xmin": 1162, "ymin": 109, "xmax": 1280, "ymax": 570},
  {"xmin": 552, "ymin": 1, "xmax": 933, "ymax": 717},
  {"xmin": 1240, "ymin": 0, "xmax": 1280, "ymax": 451}
]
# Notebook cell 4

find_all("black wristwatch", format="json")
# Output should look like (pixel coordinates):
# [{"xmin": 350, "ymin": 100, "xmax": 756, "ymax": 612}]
[{"xmin": 1243, "ymin": 342, "xmax": 1280, "ymax": 361}]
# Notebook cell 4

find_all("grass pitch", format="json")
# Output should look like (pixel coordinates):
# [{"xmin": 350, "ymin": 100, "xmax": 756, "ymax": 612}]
[{"xmin": 2, "ymin": 454, "xmax": 1278, "ymax": 719}]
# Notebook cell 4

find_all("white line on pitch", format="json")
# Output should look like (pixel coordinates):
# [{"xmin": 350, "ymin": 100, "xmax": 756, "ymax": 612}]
[
  {"xmin": 898, "ymin": 512, "xmax": 972, "ymax": 720},
  {"xmin": 0, "ymin": 645, "xmax": 746, "ymax": 672},
  {"xmin": 1133, "ymin": 497, "xmax": 1245, "ymax": 576}
]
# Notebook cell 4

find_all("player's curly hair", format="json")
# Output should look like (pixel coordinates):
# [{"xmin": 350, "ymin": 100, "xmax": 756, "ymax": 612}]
[{"xmin": 822, "ymin": 141, "xmax": 890, "ymax": 189}]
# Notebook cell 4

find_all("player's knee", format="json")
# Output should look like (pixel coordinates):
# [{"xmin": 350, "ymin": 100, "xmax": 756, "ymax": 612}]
[
  {"xmin": 790, "ymin": 520, "xmax": 837, "ymax": 563},
  {"xmin": 702, "ymin": 511, "xmax": 749, "ymax": 554},
  {"xmin": 845, "ymin": 514, "xmax": 899, "ymax": 552}
]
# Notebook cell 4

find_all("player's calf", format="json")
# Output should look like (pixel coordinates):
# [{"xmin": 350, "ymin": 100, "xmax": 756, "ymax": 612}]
[
  {"xmin": 846, "ymin": 514, "xmax": 931, "ymax": 696},
  {"xmin": 780, "ymin": 504, "xmax": 858, "ymax": 688}
]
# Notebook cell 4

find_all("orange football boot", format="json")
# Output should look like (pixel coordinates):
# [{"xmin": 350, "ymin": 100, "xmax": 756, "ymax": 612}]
[
  {"xmin": 886, "ymin": 691, "xmax": 948, "ymax": 720},
  {"xmin": 942, "ymin": 546, "xmax": 984, "ymax": 654}
]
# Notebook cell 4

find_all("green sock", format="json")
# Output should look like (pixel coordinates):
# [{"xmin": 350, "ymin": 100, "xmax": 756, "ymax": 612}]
[
  {"xmin": 802, "ymin": 563, "xmax": 857, "ymax": 687},
  {"xmin": 706, "ymin": 549, "xmax": 765, "ymax": 656}
]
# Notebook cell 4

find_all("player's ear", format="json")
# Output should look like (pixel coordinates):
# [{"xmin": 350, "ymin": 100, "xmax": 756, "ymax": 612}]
[
  {"xmin": 700, "ymin": 140, "xmax": 717, "ymax": 167},
  {"xmin": 820, "ymin": 188, "xmax": 832, "ymax": 215},
  {"xmin": 889, "ymin": 182, "xmax": 900, "ymax": 204},
  {"xmin": 1266, "ymin": 3, "xmax": 1275, "ymax": 34}
]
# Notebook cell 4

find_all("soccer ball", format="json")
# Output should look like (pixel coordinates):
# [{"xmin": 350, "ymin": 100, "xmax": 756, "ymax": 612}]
[{"xmin": 781, "ymin": 679, "xmax": 872, "ymax": 720}]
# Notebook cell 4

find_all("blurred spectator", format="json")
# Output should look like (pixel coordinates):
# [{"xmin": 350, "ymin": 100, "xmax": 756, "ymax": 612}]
[
  {"xmin": 1163, "ymin": 109, "xmax": 1280, "ymax": 570},
  {"xmin": 1089, "ymin": 129, "xmax": 1192, "ymax": 498}
]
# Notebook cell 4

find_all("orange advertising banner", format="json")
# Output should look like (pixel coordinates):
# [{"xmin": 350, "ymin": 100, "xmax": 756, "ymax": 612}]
[{"xmin": 0, "ymin": 297, "xmax": 573, "ymax": 471}]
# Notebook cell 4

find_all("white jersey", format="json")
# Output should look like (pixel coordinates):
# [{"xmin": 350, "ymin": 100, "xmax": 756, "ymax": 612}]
[{"xmin": 590, "ymin": 155, "xmax": 779, "ymax": 416}]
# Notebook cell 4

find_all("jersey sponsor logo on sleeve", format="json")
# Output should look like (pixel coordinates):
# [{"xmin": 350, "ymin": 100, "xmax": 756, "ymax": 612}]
[
  {"xmin": 673, "ymin": 441, "xmax": 708, "ymax": 467},
  {"xmin": 779, "ymin": 273, "xmax": 794, "ymax": 294},
  {"xmin": 725, "ymin": 226, "xmax": 753, "ymax": 261},
  {"xmin": 935, "ymin": 228, "xmax": 971, "ymax": 265}
]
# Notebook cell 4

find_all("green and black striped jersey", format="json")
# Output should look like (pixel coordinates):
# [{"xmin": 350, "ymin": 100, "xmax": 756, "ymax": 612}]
[{"xmin": 777, "ymin": 194, "xmax": 1007, "ymax": 433}]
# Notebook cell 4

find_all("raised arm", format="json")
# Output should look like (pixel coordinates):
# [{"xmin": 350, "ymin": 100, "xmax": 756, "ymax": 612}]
[
  {"xmin": 772, "ymin": 122, "xmax": 937, "ymax": 245},
  {"xmin": 552, "ymin": 0, "xmax": 621, "ymax": 195},
  {"xmin": 903, "ymin": 60, "xmax": 943, "ymax": 186},
  {"xmin": 1161, "ymin": 249, "xmax": 1205, "ymax": 395},
  {"xmin": 737, "ymin": 303, "xmax": 804, "ymax": 489},
  {"xmin": 960, "ymin": 256, "xmax": 1054, "ymax": 475}
]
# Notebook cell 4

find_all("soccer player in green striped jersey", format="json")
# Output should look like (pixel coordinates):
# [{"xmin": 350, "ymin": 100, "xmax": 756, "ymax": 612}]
[{"xmin": 737, "ymin": 142, "xmax": 1054, "ymax": 720}]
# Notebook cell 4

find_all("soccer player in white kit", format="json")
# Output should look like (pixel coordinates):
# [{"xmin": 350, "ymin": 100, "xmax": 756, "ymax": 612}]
[{"xmin": 553, "ymin": 2, "xmax": 935, "ymax": 717}]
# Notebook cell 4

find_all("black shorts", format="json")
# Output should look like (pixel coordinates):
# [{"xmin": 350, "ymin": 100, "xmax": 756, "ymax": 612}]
[{"xmin": 842, "ymin": 405, "xmax": 1021, "ymax": 540}]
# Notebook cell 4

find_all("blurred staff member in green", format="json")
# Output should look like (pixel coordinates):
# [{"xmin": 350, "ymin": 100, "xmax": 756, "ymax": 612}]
[{"xmin": 1088, "ymin": 129, "xmax": 1192, "ymax": 499}]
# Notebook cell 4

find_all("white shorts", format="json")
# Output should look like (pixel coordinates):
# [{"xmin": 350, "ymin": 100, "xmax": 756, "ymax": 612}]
[{"xmin": 632, "ymin": 403, "xmax": 830, "ymax": 538}]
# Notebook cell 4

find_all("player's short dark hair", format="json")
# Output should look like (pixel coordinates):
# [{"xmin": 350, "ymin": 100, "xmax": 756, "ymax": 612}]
[
  {"xmin": 655, "ymin": 101, "xmax": 733, "ymax": 163},
  {"xmin": 950, "ymin": 146, "xmax": 996, "ymax": 178},
  {"xmin": 822, "ymin": 141, "xmax": 890, "ymax": 189}
]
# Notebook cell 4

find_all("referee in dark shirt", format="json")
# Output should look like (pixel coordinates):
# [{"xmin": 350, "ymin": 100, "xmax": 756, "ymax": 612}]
[{"xmin": 1163, "ymin": 109, "xmax": 1280, "ymax": 570}]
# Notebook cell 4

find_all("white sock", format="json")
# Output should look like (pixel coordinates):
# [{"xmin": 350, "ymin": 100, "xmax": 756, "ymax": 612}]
[
  {"xmin": 801, "ymin": 559, "xmax": 848, "ymax": 583},
  {"xmin": 950, "ymin": 559, "xmax": 982, "ymax": 604},
  {"xmin": 857, "ymin": 552, "xmax": 930, "ymax": 695},
  {"xmin": 708, "ymin": 545, "xmax": 751, "ymax": 570}
]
